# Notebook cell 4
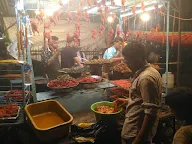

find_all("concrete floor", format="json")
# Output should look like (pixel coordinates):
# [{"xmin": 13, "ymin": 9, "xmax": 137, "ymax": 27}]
[{"xmin": 36, "ymin": 88, "xmax": 105, "ymax": 125}]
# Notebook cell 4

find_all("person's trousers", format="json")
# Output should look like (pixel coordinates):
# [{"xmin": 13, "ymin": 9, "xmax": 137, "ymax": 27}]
[{"xmin": 122, "ymin": 138, "xmax": 152, "ymax": 144}]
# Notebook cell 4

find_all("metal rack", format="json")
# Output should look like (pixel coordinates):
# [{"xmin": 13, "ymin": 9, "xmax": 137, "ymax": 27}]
[{"xmin": 0, "ymin": 61, "xmax": 31, "ymax": 126}]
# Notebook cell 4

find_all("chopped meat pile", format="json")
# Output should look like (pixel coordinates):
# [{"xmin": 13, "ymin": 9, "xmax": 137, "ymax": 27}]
[
  {"xmin": 0, "ymin": 104, "xmax": 19, "ymax": 118},
  {"xmin": 111, "ymin": 80, "xmax": 131, "ymax": 89},
  {"xmin": 48, "ymin": 79, "xmax": 78, "ymax": 88},
  {"xmin": 79, "ymin": 77, "xmax": 100, "ymax": 83},
  {"xmin": 95, "ymin": 105, "xmax": 115, "ymax": 114}
]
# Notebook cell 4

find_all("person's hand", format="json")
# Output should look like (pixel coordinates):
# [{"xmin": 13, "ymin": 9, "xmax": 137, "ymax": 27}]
[
  {"xmin": 113, "ymin": 98, "xmax": 128, "ymax": 108},
  {"xmin": 79, "ymin": 64, "xmax": 84, "ymax": 68},
  {"xmin": 110, "ymin": 58, "xmax": 115, "ymax": 63},
  {"xmin": 54, "ymin": 44, "xmax": 60, "ymax": 52}
]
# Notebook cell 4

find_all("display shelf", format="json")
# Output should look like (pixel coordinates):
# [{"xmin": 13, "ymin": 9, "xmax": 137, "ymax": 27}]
[
  {"xmin": 2, "ymin": 90, "xmax": 31, "ymax": 104},
  {"xmin": 0, "ymin": 61, "xmax": 30, "ymax": 126},
  {"xmin": 0, "ymin": 75, "xmax": 22, "ymax": 79}
]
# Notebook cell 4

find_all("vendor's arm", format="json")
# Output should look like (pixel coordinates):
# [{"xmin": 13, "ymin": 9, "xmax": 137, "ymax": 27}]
[
  {"xmin": 47, "ymin": 51, "xmax": 59, "ymax": 65},
  {"xmin": 74, "ymin": 56, "xmax": 83, "ymax": 68},
  {"xmin": 41, "ymin": 45, "xmax": 60, "ymax": 66},
  {"xmin": 133, "ymin": 79, "xmax": 160, "ymax": 144},
  {"xmin": 110, "ymin": 57, "xmax": 124, "ymax": 62},
  {"xmin": 110, "ymin": 51, "xmax": 124, "ymax": 62}
]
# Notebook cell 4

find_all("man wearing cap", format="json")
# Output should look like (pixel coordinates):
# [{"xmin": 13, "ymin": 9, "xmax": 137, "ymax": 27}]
[{"xmin": 61, "ymin": 37, "xmax": 83, "ymax": 68}]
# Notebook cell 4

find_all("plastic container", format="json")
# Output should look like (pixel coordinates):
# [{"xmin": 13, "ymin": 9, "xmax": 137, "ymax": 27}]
[
  {"xmin": 24, "ymin": 64, "xmax": 32, "ymax": 84},
  {"xmin": 91, "ymin": 101, "xmax": 122, "ymax": 121},
  {"xmin": 162, "ymin": 72, "xmax": 174, "ymax": 88},
  {"xmin": 25, "ymin": 100, "xmax": 73, "ymax": 142}
]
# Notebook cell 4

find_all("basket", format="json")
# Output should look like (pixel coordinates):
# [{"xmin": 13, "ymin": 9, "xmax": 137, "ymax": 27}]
[
  {"xmin": 25, "ymin": 100, "xmax": 73, "ymax": 142},
  {"xmin": 91, "ymin": 101, "xmax": 122, "ymax": 121}
]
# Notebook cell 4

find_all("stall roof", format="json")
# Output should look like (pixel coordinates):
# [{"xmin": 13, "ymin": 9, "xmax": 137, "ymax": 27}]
[
  {"xmin": 0, "ymin": 0, "xmax": 172, "ymax": 17},
  {"xmin": 23, "ymin": 0, "xmax": 164, "ymax": 14}
]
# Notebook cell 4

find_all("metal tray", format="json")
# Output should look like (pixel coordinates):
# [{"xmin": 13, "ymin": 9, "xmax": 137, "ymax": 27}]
[
  {"xmin": 79, "ymin": 75, "xmax": 102, "ymax": 84},
  {"xmin": 47, "ymin": 82, "xmax": 79, "ymax": 89},
  {"xmin": 3, "ymin": 91, "xmax": 31, "ymax": 102},
  {"xmin": 0, "ymin": 106, "xmax": 20, "ymax": 123},
  {"xmin": 47, "ymin": 83, "xmax": 79, "ymax": 93}
]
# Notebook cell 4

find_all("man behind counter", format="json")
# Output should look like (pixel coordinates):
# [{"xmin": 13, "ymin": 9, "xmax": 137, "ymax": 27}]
[
  {"xmin": 61, "ymin": 37, "xmax": 83, "ymax": 68},
  {"xmin": 103, "ymin": 36, "xmax": 124, "ymax": 62},
  {"xmin": 114, "ymin": 41, "xmax": 162, "ymax": 144}
]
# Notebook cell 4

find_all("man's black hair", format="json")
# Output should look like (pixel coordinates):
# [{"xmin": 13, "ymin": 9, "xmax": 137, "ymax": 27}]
[
  {"xmin": 122, "ymin": 41, "xmax": 146, "ymax": 60},
  {"xmin": 48, "ymin": 36, "xmax": 59, "ymax": 42},
  {"xmin": 165, "ymin": 87, "xmax": 192, "ymax": 120},
  {"xmin": 67, "ymin": 36, "xmax": 74, "ymax": 43},
  {"xmin": 113, "ymin": 36, "xmax": 123, "ymax": 43}
]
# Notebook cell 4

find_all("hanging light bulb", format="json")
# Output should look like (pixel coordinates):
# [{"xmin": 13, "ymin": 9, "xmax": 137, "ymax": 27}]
[
  {"xmin": 140, "ymin": 12, "xmax": 150, "ymax": 22},
  {"xmin": 45, "ymin": 9, "xmax": 54, "ymax": 16},
  {"xmin": 35, "ymin": 10, "xmax": 40, "ymax": 15},
  {"xmin": 107, "ymin": 16, "xmax": 113, "ymax": 23}
]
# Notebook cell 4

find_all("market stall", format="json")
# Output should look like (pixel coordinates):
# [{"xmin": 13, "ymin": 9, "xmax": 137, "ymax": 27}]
[{"xmin": 0, "ymin": 0, "xmax": 179, "ymax": 143}]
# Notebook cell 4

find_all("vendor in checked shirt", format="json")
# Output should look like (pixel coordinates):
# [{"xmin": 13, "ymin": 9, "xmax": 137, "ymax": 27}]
[
  {"xmin": 41, "ymin": 36, "xmax": 60, "ymax": 80},
  {"xmin": 114, "ymin": 41, "xmax": 162, "ymax": 144}
]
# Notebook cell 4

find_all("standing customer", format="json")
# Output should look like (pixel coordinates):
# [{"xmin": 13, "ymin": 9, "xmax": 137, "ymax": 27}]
[
  {"xmin": 114, "ymin": 41, "xmax": 162, "ymax": 144},
  {"xmin": 61, "ymin": 37, "xmax": 83, "ymax": 68},
  {"xmin": 165, "ymin": 88, "xmax": 192, "ymax": 144},
  {"xmin": 41, "ymin": 36, "xmax": 60, "ymax": 80}
]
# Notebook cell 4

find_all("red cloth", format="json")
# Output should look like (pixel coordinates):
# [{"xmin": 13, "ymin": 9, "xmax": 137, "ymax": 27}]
[{"xmin": 146, "ymin": 32, "xmax": 192, "ymax": 46}]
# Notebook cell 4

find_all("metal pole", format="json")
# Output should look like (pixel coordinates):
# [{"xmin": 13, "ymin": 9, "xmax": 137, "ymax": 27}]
[
  {"xmin": 165, "ymin": 1, "xmax": 170, "ymax": 95},
  {"xmin": 171, "ymin": 10, "xmax": 176, "ymax": 47},
  {"xmin": 176, "ymin": 0, "xmax": 181, "ymax": 86},
  {"xmin": 134, "ymin": 16, "xmax": 136, "ymax": 30}
]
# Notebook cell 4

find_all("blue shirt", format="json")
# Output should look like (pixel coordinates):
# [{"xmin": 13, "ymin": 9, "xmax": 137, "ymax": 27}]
[{"xmin": 103, "ymin": 46, "xmax": 117, "ymax": 59}]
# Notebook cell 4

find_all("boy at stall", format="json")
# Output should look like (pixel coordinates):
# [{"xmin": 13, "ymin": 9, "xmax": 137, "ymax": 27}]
[
  {"xmin": 114, "ymin": 41, "xmax": 162, "ymax": 144},
  {"xmin": 103, "ymin": 36, "xmax": 123, "ymax": 61}
]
